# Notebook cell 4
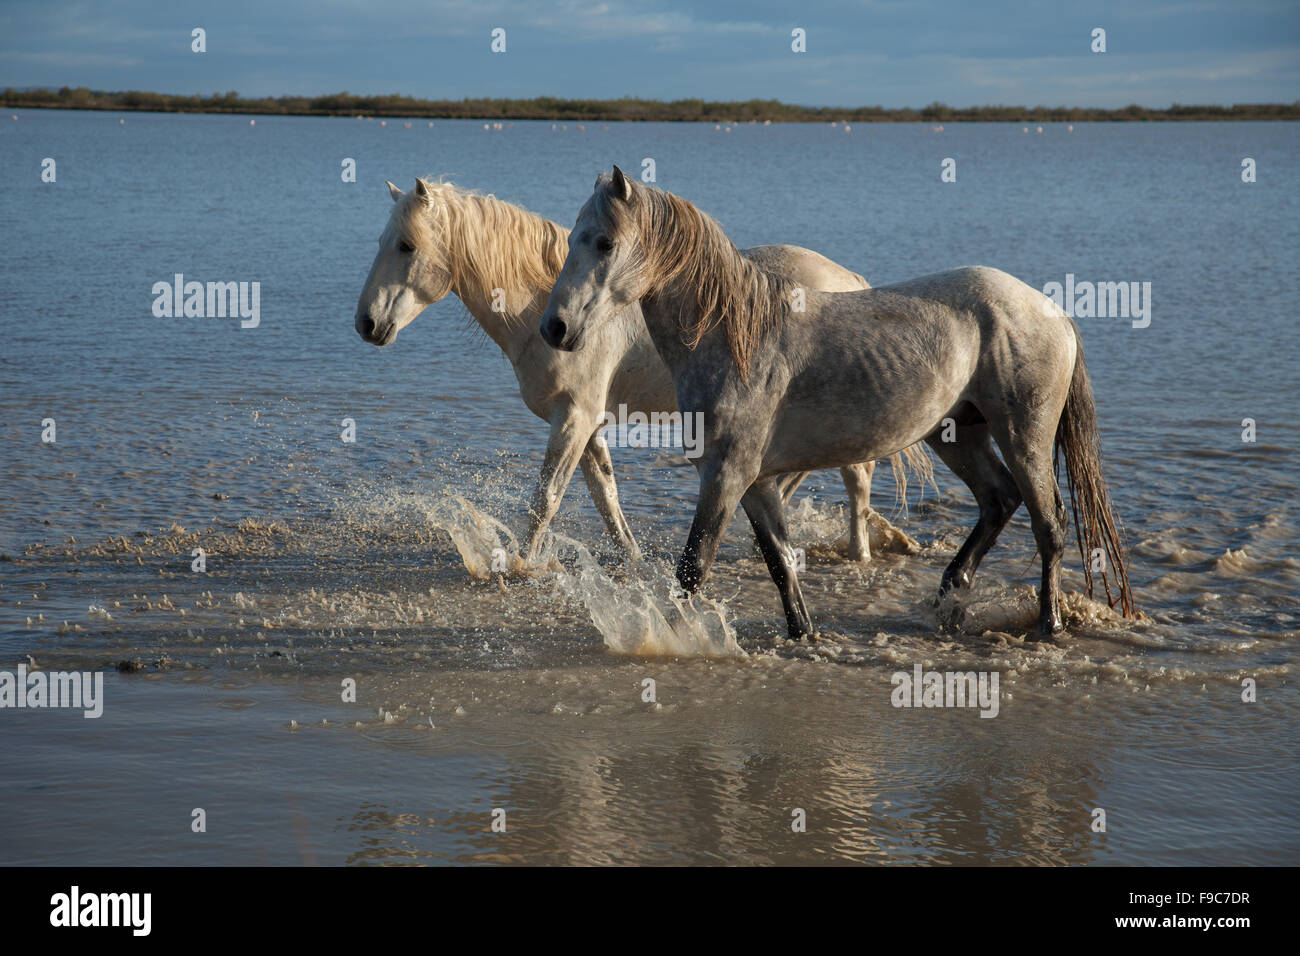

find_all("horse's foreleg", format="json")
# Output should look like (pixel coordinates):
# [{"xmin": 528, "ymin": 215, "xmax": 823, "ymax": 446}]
[
  {"xmin": 839, "ymin": 462, "xmax": 875, "ymax": 562},
  {"xmin": 742, "ymin": 479, "xmax": 815, "ymax": 640},
  {"xmin": 522, "ymin": 410, "xmax": 590, "ymax": 562},
  {"xmin": 676, "ymin": 462, "xmax": 751, "ymax": 594},
  {"xmin": 578, "ymin": 432, "xmax": 641, "ymax": 560},
  {"xmin": 925, "ymin": 424, "xmax": 1021, "ymax": 600}
]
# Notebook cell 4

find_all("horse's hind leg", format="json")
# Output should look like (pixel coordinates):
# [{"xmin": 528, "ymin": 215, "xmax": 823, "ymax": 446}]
[
  {"xmin": 839, "ymin": 462, "xmax": 875, "ymax": 562},
  {"xmin": 741, "ymin": 479, "xmax": 815, "ymax": 640},
  {"xmin": 987, "ymin": 420, "xmax": 1068, "ymax": 639},
  {"xmin": 925, "ymin": 424, "xmax": 1021, "ymax": 599},
  {"xmin": 578, "ymin": 432, "xmax": 642, "ymax": 560},
  {"xmin": 775, "ymin": 464, "xmax": 876, "ymax": 562},
  {"xmin": 776, "ymin": 471, "xmax": 808, "ymax": 507}
]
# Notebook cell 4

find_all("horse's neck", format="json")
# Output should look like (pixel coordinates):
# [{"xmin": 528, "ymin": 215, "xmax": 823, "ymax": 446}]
[
  {"xmin": 448, "ymin": 199, "xmax": 560, "ymax": 364},
  {"xmin": 641, "ymin": 224, "xmax": 779, "ymax": 375},
  {"xmin": 455, "ymin": 282, "xmax": 548, "ymax": 364},
  {"xmin": 638, "ymin": 290, "xmax": 704, "ymax": 378}
]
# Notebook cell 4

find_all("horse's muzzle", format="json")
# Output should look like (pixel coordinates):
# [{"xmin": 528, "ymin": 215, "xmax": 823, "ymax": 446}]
[{"xmin": 356, "ymin": 312, "xmax": 396, "ymax": 346}]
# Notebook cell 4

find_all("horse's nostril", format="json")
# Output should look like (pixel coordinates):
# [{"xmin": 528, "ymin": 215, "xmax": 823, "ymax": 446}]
[
  {"xmin": 543, "ymin": 316, "xmax": 566, "ymax": 347},
  {"xmin": 360, "ymin": 315, "xmax": 377, "ymax": 338}
]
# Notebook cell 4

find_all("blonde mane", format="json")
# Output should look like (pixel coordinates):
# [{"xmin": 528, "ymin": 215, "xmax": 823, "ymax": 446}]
[
  {"xmin": 396, "ymin": 178, "xmax": 570, "ymax": 322},
  {"xmin": 594, "ymin": 179, "xmax": 791, "ymax": 382}
]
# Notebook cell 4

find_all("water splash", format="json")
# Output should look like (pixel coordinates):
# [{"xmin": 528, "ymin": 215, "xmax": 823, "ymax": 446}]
[
  {"xmin": 425, "ymin": 495, "xmax": 561, "ymax": 578},
  {"xmin": 355, "ymin": 491, "xmax": 559, "ymax": 579},
  {"xmin": 552, "ymin": 536, "xmax": 744, "ymax": 658},
  {"xmin": 938, "ymin": 583, "xmax": 1131, "ymax": 636},
  {"xmin": 784, "ymin": 498, "xmax": 921, "ymax": 556},
  {"xmin": 366, "ymin": 492, "xmax": 742, "ymax": 656}
]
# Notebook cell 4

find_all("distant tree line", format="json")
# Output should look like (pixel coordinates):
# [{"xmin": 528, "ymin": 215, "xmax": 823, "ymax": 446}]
[{"xmin": 3, "ymin": 87, "xmax": 1298, "ymax": 122}]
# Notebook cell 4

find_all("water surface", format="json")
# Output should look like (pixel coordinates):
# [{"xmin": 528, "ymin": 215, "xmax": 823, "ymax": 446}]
[{"xmin": 1, "ymin": 112, "xmax": 1296, "ymax": 864}]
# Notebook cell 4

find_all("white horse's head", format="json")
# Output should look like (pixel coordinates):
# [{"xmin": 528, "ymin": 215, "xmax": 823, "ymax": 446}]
[
  {"xmin": 540, "ymin": 166, "xmax": 645, "ymax": 352},
  {"xmin": 354, "ymin": 179, "xmax": 454, "ymax": 346}
]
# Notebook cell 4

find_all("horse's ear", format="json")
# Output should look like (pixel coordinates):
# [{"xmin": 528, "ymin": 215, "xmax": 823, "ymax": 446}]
[
  {"xmin": 414, "ymin": 178, "xmax": 431, "ymax": 203},
  {"xmin": 386, "ymin": 181, "xmax": 403, "ymax": 202},
  {"xmin": 610, "ymin": 165, "xmax": 633, "ymax": 202}
]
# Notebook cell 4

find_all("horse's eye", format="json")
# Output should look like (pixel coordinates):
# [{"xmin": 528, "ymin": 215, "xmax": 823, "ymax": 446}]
[
  {"xmin": 399, "ymin": 239, "xmax": 415, "ymax": 254},
  {"xmin": 595, "ymin": 236, "xmax": 613, "ymax": 254}
]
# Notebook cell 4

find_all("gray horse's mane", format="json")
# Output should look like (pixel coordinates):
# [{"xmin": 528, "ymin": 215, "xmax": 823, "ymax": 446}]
[
  {"xmin": 593, "ymin": 177, "xmax": 792, "ymax": 381},
  {"xmin": 395, "ymin": 178, "xmax": 570, "ymax": 322}
]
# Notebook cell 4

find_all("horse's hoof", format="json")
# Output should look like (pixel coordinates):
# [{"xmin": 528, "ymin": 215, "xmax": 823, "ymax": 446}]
[
  {"xmin": 1028, "ymin": 619, "xmax": 1065, "ymax": 643},
  {"xmin": 936, "ymin": 601, "xmax": 966, "ymax": 630},
  {"xmin": 938, "ymin": 570, "xmax": 972, "ymax": 596}
]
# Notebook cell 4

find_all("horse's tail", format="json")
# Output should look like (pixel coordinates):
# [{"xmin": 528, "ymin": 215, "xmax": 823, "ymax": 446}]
[
  {"xmin": 1055, "ymin": 323, "xmax": 1136, "ymax": 616},
  {"xmin": 886, "ymin": 443, "xmax": 938, "ymax": 512}
]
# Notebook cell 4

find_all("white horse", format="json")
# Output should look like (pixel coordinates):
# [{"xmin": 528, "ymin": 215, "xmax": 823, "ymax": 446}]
[
  {"xmin": 354, "ymin": 178, "xmax": 930, "ymax": 564},
  {"xmin": 540, "ymin": 167, "xmax": 1136, "ymax": 640}
]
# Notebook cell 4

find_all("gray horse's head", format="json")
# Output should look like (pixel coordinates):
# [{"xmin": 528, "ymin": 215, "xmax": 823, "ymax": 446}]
[
  {"xmin": 354, "ymin": 179, "xmax": 453, "ymax": 346},
  {"xmin": 540, "ymin": 166, "xmax": 644, "ymax": 351}
]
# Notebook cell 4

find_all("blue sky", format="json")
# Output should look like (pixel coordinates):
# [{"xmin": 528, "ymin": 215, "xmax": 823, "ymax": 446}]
[{"xmin": 2, "ymin": 0, "xmax": 1297, "ymax": 107}]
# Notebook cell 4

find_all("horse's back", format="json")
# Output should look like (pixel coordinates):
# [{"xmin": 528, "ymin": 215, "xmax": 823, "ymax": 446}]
[
  {"xmin": 741, "ymin": 244, "xmax": 870, "ymax": 292},
  {"xmin": 786, "ymin": 266, "xmax": 1076, "ymax": 421},
  {"xmin": 854, "ymin": 266, "xmax": 1074, "ymax": 355},
  {"xmin": 875, "ymin": 266, "xmax": 1065, "ymax": 328},
  {"xmin": 864, "ymin": 266, "xmax": 1077, "ymax": 409},
  {"xmin": 870, "ymin": 265, "xmax": 1017, "ymax": 304}
]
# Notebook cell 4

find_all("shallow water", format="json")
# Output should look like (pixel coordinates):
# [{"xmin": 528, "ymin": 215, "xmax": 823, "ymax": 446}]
[{"xmin": 0, "ymin": 112, "xmax": 1296, "ymax": 864}]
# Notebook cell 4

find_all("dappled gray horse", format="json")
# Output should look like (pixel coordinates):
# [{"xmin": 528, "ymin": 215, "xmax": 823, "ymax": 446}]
[{"xmin": 540, "ymin": 167, "xmax": 1135, "ymax": 640}]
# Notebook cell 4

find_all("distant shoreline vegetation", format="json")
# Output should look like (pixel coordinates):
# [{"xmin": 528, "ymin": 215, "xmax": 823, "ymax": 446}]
[{"xmin": 3, "ymin": 88, "xmax": 1298, "ymax": 122}]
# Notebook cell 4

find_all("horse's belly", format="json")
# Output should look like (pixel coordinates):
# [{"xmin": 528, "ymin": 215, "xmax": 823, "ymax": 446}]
[
  {"xmin": 763, "ymin": 373, "xmax": 963, "ymax": 473},
  {"xmin": 763, "ymin": 414, "xmax": 922, "ymax": 474}
]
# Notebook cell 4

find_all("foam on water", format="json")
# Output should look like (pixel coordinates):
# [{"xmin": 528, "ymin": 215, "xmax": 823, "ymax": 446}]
[{"xmin": 937, "ymin": 583, "xmax": 1132, "ymax": 637}]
